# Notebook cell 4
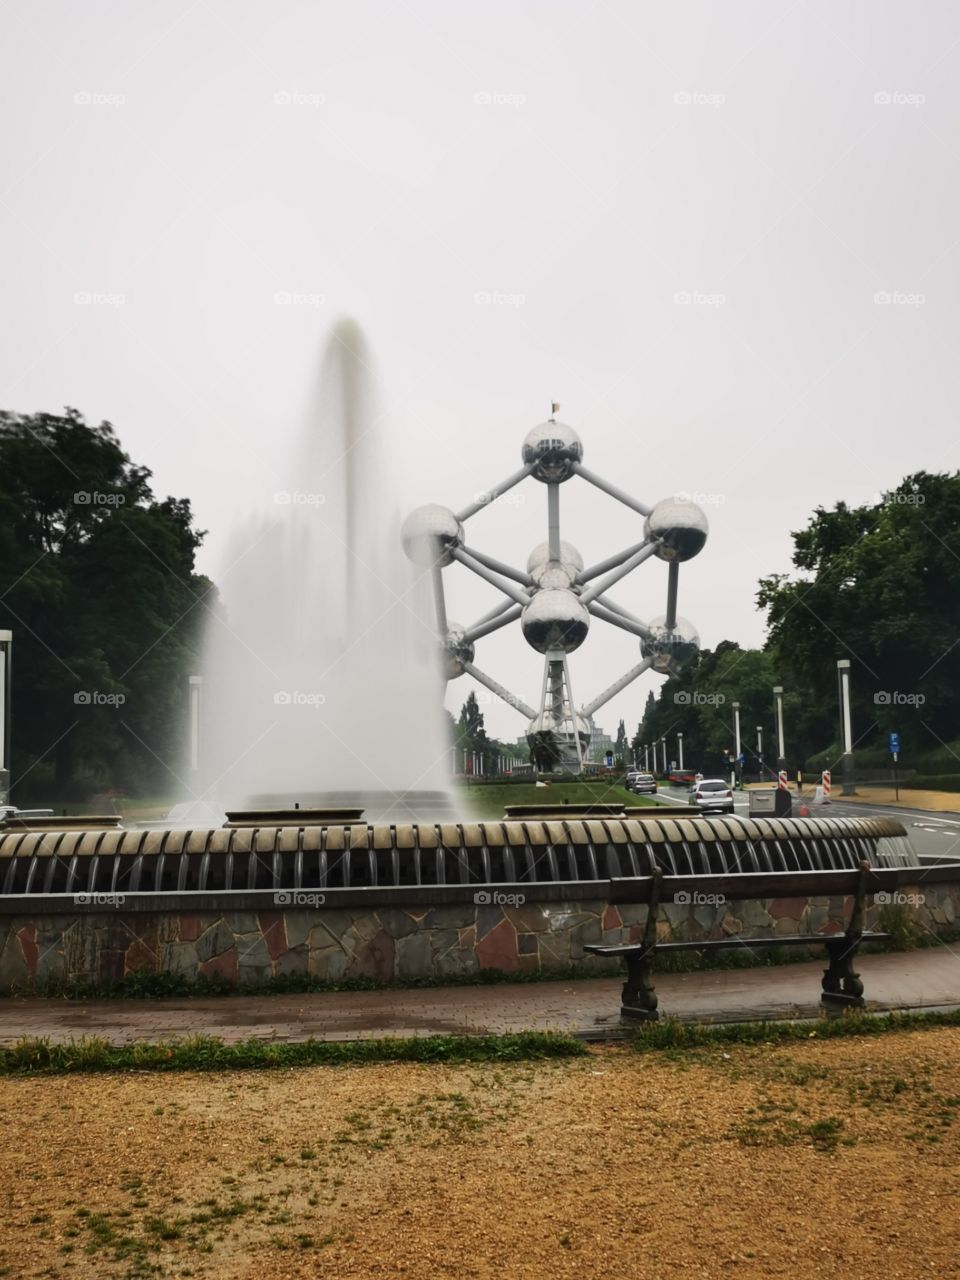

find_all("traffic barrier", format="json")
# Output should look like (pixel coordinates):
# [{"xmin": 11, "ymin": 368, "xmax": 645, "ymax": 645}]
[
  {"xmin": 778, "ymin": 770, "xmax": 789, "ymax": 790},
  {"xmin": 822, "ymin": 769, "xmax": 832, "ymax": 799}
]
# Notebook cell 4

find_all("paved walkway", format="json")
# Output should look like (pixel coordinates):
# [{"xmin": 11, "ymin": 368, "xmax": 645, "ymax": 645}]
[{"xmin": 1, "ymin": 949, "xmax": 958, "ymax": 1044}]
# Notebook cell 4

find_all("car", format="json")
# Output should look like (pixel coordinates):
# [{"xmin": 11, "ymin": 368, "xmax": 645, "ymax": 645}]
[
  {"xmin": 626, "ymin": 772, "xmax": 658, "ymax": 795},
  {"xmin": 688, "ymin": 778, "xmax": 735, "ymax": 814}
]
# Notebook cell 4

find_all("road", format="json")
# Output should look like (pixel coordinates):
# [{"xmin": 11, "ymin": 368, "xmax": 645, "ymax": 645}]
[{"xmin": 652, "ymin": 783, "xmax": 960, "ymax": 862}]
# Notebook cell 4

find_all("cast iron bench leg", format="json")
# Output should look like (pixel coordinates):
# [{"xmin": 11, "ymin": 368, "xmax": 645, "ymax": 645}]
[
  {"xmin": 821, "ymin": 935, "xmax": 865, "ymax": 1007},
  {"xmin": 622, "ymin": 947, "xmax": 658, "ymax": 1021},
  {"xmin": 621, "ymin": 867, "xmax": 662, "ymax": 1021},
  {"xmin": 821, "ymin": 861, "xmax": 870, "ymax": 1008}
]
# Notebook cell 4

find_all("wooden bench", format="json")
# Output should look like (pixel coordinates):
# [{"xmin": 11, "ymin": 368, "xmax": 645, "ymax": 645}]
[{"xmin": 585, "ymin": 860, "xmax": 891, "ymax": 1020}]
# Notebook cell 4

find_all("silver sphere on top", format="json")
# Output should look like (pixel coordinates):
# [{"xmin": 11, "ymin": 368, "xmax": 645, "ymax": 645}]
[
  {"xmin": 521, "ymin": 588, "xmax": 590, "ymax": 653},
  {"xmin": 521, "ymin": 420, "xmax": 583, "ymax": 483},
  {"xmin": 400, "ymin": 504, "xmax": 464, "ymax": 567},
  {"xmin": 641, "ymin": 615, "xmax": 700, "ymax": 674},
  {"xmin": 644, "ymin": 497, "xmax": 709, "ymax": 562},
  {"xmin": 441, "ymin": 623, "xmax": 474, "ymax": 680}
]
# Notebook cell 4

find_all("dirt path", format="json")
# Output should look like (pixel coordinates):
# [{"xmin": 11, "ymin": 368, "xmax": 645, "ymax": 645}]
[{"xmin": 2, "ymin": 1029, "xmax": 958, "ymax": 1279}]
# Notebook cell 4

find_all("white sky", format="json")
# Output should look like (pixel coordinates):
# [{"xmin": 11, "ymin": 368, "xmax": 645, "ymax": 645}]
[{"xmin": 2, "ymin": 1, "xmax": 959, "ymax": 742}]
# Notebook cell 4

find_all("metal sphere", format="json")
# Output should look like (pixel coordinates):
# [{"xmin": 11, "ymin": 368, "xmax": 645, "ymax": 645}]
[
  {"xmin": 400, "ymin": 504, "xmax": 464, "ymax": 567},
  {"xmin": 640, "ymin": 615, "xmax": 700, "ymax": 674},
  {"xmin": 521, "ymin": 420, "xmax": 583, "ymax": 483},
  {"xmin": 527, "ymin": 540, "xmax": 586, "ymax": 576},
  {"xmin": 521, "ymin": 588, "xmax": 590, "ymax": 654},
  {"xmin": 441, "ymin": 623, "xmax": 474, "ymax": 680},
  {"xmin": 526, "ymin": 710, "xmax": 591, "ymax": 737},
  {"xmin": 534, "ymin": 563, "xmax": 576, "ymax": 590},
  {"xmin": 644, "ymin": 497, "xmax": 709, "ymax": 562}
]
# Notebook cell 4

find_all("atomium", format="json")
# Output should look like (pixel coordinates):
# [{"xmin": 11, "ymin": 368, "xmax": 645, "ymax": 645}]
[
  {"xmin": 640, "ymin": 616, "xmax": 701, "ymax": 675},
  {"xmin": 402, "ymin": 411, "xmax": 707, "ymax": 770},
  {"xmin": 441, "ymin": 623, "xmax": 474, "ymax": 680},
  {"xmin": 644, "ymin": 497, "xmax": 709, "ymax": 562},
  {"xmin": 521, "ymin": 588, "xmax": 590, "ymax": 654},
  {"xmin": 400, "ymin": 504, "xmax": 464, "ymax": 567},
  {"xmin": 521, "ymin": 420, "xmax": 583, "ymax": 483}
]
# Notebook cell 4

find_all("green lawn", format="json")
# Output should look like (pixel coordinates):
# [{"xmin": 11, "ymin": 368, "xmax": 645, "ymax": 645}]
[{"xmin": 458, "ymin": 780, "xmax": 655, "ymax": 820}]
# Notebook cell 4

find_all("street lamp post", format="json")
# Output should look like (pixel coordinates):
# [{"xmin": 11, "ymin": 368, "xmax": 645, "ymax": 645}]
[
  {"xmin": 0, "ymin": 630, "xmax": 11, "ymax": 805},
  {"xmin": 677, "ymin": 732, "xmax": 684, "ymax": 770},
  {"xmin": 660, "ymin": 737, "xmax": 667, "ymax": 774},
  {"xmin": 837, "ymin": 658, "xmax": 855, "ymax": 795},
  {"xmin": 773, "ymin": 685, "xmax": 786, "ymax": 773},
  {"xmin": 756, "ymin": 725, "xmax": 764, "ymax": 777},
  {"xmin": 732, "ymin": 700, "xmax": 741, "ymax": 787}
]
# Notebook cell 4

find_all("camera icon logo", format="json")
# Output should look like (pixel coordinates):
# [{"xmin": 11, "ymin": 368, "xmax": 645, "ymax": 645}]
[
  {"xmin": 473, "ymin": 890, "xmax": 491, "ymax": 905},
  {"xmin": 674, "ymin": 891, "xmax": 691, "ymax": 905}
]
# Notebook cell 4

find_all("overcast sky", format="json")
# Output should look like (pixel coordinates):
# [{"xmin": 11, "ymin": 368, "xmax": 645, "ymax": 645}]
[{"xmin": 2, "ymin": 1, "xmax": 959, "ymax": 743}]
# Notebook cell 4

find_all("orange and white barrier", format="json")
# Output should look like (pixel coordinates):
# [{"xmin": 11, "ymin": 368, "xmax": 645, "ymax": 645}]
[
  {"xmin": 778, "ymin": 770, "xmax": 788, "ymax": 790},
  {"xmin": 821, "ymin": 770, "xmax": 831, "ymax": 799}
]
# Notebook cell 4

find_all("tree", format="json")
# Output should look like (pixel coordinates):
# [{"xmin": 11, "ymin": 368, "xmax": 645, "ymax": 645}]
[
  {"xmin": 758, "ymin": 474, "xmax": 960, "ymax": 763},
  {"xmin": 0, "ymin": 408, "xmax": 214, "ymax": 800},
  {"xmin": 614, "ymin": 718, "xmax": 627, "ymax": 767}
]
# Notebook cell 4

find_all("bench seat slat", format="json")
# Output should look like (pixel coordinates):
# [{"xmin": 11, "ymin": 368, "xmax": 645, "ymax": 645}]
[{"xmin": 586, "ymin": 930, "xmax": 891, "ymax": 957}]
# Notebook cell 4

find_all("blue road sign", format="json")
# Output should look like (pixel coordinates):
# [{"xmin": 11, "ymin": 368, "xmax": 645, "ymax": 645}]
[
  {"xmin": 605, "ymin": 752, "xmax": 613, "ymax": 766},
  {"xmin": 889, "ymin": 732, "xmax": 900, "ymax": 755},
  {"xmin": 737, "ymin": 753, "xmax": 745, "ymax": 766}
]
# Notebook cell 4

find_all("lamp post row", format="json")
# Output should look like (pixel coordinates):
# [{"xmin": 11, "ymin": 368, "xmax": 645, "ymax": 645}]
[{"xmin": 635, "ymin": 665, "xmax": 856, "ymax": 790}]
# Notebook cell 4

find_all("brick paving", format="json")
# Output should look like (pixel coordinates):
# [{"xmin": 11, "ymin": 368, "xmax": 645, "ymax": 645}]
[{"xmin": 0, "ymin": 948, "xmax": 958, "ymax": 1044}]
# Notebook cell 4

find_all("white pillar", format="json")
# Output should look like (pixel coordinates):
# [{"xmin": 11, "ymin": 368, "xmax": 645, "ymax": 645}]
[
  {"xmin": 732, "ymin": 701, "xmax": 741, "ymax": 787},
  {"xmin": 677, "ymin": 732, "xmax": 684, "ymax": 769},
  {"xmin": 0, "ymin": 630, "xmax": 11, "ymax": 803},
  {"xmin": 838, "ymin": 658, "xmax": 855, "ymax": 795},
  {"xmin": 773, "ymin": 685, "xmax": 786, "ymax": 770}
]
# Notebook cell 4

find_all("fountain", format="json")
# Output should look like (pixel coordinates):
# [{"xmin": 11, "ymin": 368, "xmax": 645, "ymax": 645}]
[{"xmin": 176, "ymin": 320, "xmax": 454, "ymax": 825}]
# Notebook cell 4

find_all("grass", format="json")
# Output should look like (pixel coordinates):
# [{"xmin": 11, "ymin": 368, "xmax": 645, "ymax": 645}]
[
  {"xmin": 625, "ymin": 1007, "xmax": 960, "ymax": 1053},
  {"xmin": 0, "ymin": 1030, "xmax": 588, "ymax": 1076},
  {"xmin": 459, "ymin": 780, "xmax": 653, "ymax": 818}
]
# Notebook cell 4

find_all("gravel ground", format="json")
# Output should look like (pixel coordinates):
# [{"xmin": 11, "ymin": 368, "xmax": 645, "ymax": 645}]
[{"xmin": 2, "ymin": 1029, "xmax": 958, "ymax": 1279}]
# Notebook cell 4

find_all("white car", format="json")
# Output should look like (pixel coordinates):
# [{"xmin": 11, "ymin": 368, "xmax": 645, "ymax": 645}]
[{"xmin": 688, "ymin": 778, "xmax": 735, "ymax": 815}]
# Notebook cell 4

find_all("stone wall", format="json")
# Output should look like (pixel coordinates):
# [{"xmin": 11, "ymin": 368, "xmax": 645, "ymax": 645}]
[{"xmin": 0, "ymin": 883, "xmax": 957, "ymax": 990}]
